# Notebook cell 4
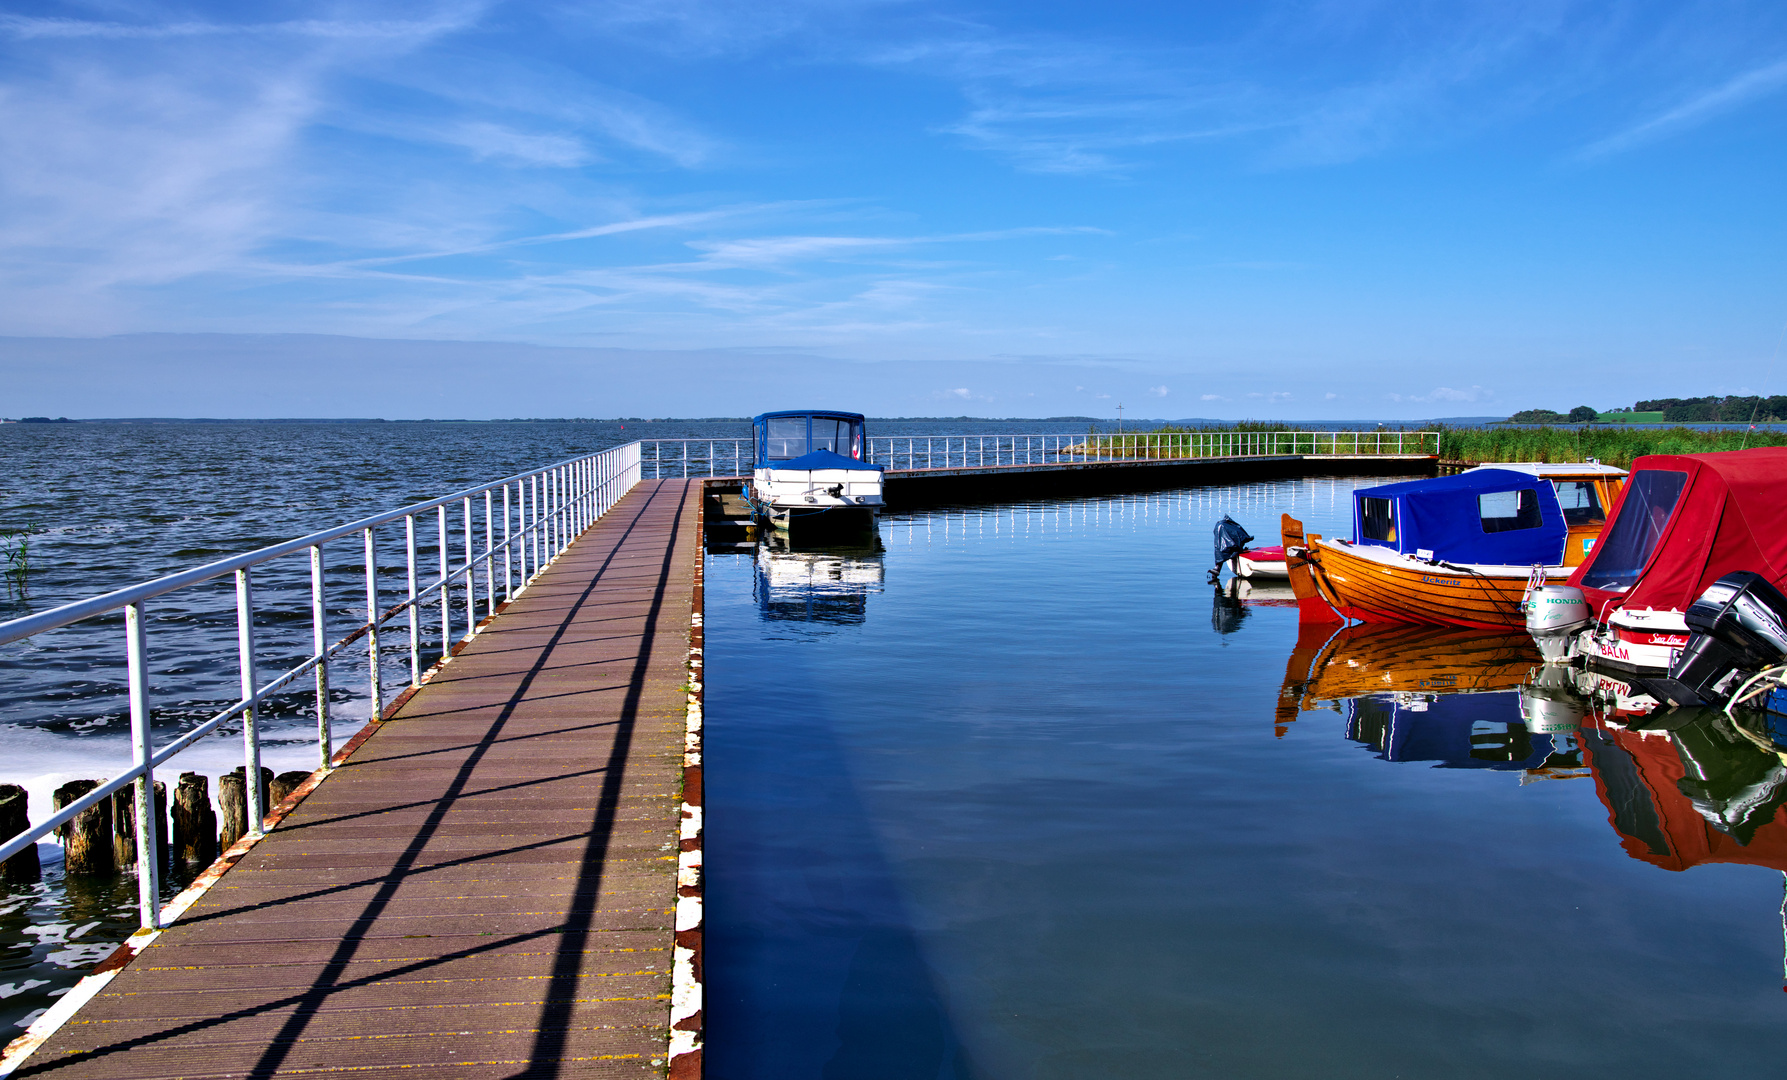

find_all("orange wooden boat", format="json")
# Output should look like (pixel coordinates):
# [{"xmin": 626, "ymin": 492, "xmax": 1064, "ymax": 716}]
[{"xmin": 1283, "ymin": 464, "xmax": 1626, "ymax": 631}]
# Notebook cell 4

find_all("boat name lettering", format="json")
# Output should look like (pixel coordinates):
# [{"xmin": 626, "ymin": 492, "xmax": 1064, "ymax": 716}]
[{"xmin": 1418, "ymin": 574, "xmax": 1458, "ymax": 586}]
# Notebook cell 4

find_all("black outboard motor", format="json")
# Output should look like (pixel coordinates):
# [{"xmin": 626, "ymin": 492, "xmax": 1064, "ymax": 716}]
[
  {"xmin": 1211, "ymin": 515, "xmax": 1254, "ymax": 582},
  {"xmin": 1647, "ymin": 572, "xmax": 1787, "ymax": 707}
]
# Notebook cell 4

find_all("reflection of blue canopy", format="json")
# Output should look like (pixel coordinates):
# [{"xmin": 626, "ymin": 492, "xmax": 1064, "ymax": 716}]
[
  {"xmin": 765, "ymin": 449, "xmax": 885, "ymax": 472},
  {"xmin": 1352, "ymin": 468, "xmax": 1567, "ymax": 565},
  {"xmin": 1345, "ymin": 691, "xmax": 1559, "ymax": 771}
]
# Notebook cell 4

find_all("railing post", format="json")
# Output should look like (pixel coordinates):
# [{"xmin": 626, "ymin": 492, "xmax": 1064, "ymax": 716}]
[
  {"xmin": 311, "ymin": 545, "xmax": 332, "ymax": 769},
  {"xmin": 405, "ymin": 516, "xmax": 420, "ymax": 688},
  {"xmin": 364, "ymin": 528, "xmax": 383, "ymax": 721},
  {"xmin": 462, "ymin": 497, "xmax": 476, "ymax": 636},
  {"xmin": 485, "ymin": 489, "xmax": 496, "ymax": 617},
  {"xmin": 503, "ymin": 484, "xmax": 513, "ymax": 600},
  {"xmin": 235, "ymin": 568, "xmax": 264, "ymax": 839},
  {"xmin": 437, "ymin": 505, "xmax": 451, "ymax": 654},
  {"xmin": 124, "ymin": 602, "xmax": 160, "ymax": 929}
]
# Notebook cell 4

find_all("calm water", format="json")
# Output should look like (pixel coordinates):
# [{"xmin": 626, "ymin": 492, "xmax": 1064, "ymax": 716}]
[
  {"xmin": 706, "ymin": 480, "xmax": 1787, "ymax": 1079},
  {"xmin": 0, "ymin": 419, "xmax": 1097, "ymax": 1032}
]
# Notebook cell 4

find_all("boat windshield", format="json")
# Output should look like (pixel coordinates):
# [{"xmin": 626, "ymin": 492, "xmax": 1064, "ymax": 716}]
[
  {"xmin": 1554, "ymin": 481, "xmax": 1605, "ymax": 527},
  {"xmin": 1360, "ymin": 498, "xmax": 1396, "ymax": 543},
  {"xmin": 1578, "ymin": 470, "xmax": 1688, "ymax": 591},
  {"xmin": 765, "ymin": 418, "xmax": 809, "ymax": 460},
  {"xmin": 811, "ymin": 417, "xmax": 858, "ymax": 456}
]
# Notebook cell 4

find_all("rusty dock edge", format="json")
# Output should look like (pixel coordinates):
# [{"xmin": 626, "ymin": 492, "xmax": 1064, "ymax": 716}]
[{"xmin": 671, "ymin": 485, "xmax": 706, "ymax": 1079}]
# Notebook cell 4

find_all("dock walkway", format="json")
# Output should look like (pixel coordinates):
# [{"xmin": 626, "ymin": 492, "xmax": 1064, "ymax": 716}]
[{"xmin": 20, "ymin": 480, "xmax": 701, "ymax": 1079}]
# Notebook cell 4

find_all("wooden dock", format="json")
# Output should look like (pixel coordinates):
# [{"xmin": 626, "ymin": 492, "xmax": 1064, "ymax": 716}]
[{"xmin": 15, "ymin": 479, "xmax": 703, "ymax": 1079}]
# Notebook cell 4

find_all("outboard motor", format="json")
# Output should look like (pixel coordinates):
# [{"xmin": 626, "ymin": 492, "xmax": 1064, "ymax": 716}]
[
  {"xmin": 1650, "ymin": 572, "xmax": 1787, "ymax": 707},
  {"xmin": 1524, "ymin": 584, "xmax": 1591, "ymax": 663},
  {"xmin": 1211, "ymin": 515, "xmax": 1254, "ymax": 582}
]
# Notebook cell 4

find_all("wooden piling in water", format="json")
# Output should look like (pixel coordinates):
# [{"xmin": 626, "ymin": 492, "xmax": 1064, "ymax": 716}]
[
  {"xmin": 171, "ymin": 773, "xmax": 216, "ymax": 870},
  {"xmin": 219, "ymin": 767, "xmax": 272, "ymax": 847},
  {"xmin": 53, "ymin": 780, "xmax": 112, "ymax": 876},
  {"xmin": 269, "ymin": 771, "xmax": 309, "ymax": 808},
  {"xmin": 216, "ymin": 774, "xmax": 244, "ymax": 850},
  {"xmin": 111, "ymin": 782, "xmax": 167, "ymax": 871},
  {"xmin": 0, "ymin": 784, "xmax": 40, "ymax": 884}
]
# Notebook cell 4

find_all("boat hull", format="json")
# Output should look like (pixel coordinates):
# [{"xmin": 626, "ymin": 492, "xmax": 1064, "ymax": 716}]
[
  {"xmin": 1233, "ymin": 545, "xmax": 1288, "ymax": 579},
  {"xmin": 1304, "ymin": 537, "xmax": 1558, "ymax": 631},
  {"xmin": 758, "ymin": 503, "xmax": 880, "ymax": 542}
]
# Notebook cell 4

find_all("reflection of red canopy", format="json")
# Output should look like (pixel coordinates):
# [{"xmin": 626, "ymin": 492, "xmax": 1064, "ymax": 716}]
[
  {"xmin": 1579, "ymin": 723, "xmax": 1787, "ymax": 873},
  {"xmin": 1570, "ymin": 447, "xmax": 1787, "ymax": 614}
]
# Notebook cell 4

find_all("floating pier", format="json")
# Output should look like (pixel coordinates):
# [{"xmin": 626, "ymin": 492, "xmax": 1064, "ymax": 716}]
[{"xmin": 5, "ymin": 480, "xmax": 705, "ymax": 1079}]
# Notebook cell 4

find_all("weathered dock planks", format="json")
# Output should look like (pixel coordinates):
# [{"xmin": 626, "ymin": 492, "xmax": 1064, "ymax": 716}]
[{"xmin": 17, "ymin": 479, "xmax": 702, "ymax": 1079}]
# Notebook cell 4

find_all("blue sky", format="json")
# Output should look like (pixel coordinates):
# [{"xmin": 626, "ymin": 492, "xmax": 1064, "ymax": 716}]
[{"xmin": 3, "ymin": 0, "xmax": 1786, "ymax": 419}]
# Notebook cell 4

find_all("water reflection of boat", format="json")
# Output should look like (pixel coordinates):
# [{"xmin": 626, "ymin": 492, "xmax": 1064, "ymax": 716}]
[
  {"xmin": 1211, "ymin": 579, "xmax": 1296, "ymax": 635},
  {"xmin": 1345, "ymin": 691, "xmax": 1582, "ymax": 773},
  {"xmin": 1274, "ymin": 622, "xmax": 1585, "ymax": 775},
  {"xmin": 1288, "ymin": 622, "xmax": 1539, "ymax": 706},
  {"xmin": 1581, "ymin": 712, "xmax": 1787, "ymax": 871},
  {"xmin": 754, "ymin": 540, "xmax": 885, "ymax": 625}
]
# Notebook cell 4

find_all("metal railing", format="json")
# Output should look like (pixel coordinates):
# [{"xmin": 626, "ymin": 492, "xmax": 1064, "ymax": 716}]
[
  {"xmin": 642, "ymin": 440, "xmax": 753, "ymax": 478},
  {"xmin": 642, "ymin": 431, "xmax": 1439, "ymax": 478},
  {"xmin": 0, "ymin": 442, "xmax": 642, "ymax": 933}
]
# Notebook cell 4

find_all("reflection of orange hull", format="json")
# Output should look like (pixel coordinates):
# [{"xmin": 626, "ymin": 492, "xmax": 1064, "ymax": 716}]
[
  {"xmin": 1306, "ymin": 539, "xmax": 1536, "ymax": 631},
  {"xmin": 1580, "ymin": 722, "xmax": 1787, "ymax": 873},
  {"xmin": 1302, "ymin": 622, "xmax": 1539, "ymax": 703}
]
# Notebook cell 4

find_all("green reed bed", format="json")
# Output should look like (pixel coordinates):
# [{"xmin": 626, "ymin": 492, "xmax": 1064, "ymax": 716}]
[{"xmin": 1438, "ymin": 425, "xmax": 1787, "ymax": 467}]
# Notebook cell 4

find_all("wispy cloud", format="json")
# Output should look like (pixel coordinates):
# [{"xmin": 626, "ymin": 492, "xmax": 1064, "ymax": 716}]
[
  {"xmin": 1582, "ymin": 56, "xmax": 1787, "ymax": 158},
  {"xmin": 1389, "ymin": 385, "xmax": 1493, "ymax": 404},
  {"xmin": 0, "ymin": 12, "xmax": 480, "ymax": 41}
]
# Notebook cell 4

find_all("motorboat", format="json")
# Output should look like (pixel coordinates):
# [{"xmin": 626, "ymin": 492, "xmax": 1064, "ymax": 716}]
[
  {"xmin": 1524, "ymin": 448, "xmax": 1787, "ymax": 676},
  {"xmin": 1234, "ymin": 546, "xmax": 1288, "ymax": 578},
  {"xmin": 1284, "ymin": 462, "xmax": 1627, "ymax": 630},
  {"xmin": 1211, "ymin": 515, "xmax": 1288, "ymax": 578},
  {"xmin": 748, "ymin": 410, "xmax": 885, "ymax": 539}
]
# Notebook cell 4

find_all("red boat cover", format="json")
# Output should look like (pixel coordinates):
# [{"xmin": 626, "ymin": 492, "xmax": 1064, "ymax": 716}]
[
  {"xmin": 1241, "ymin": 546, "xmax": 1285, "ymax": 561},
  {"xmin": 1568, "ymin": 447, "xmax": 1787, "ymax": 614}
]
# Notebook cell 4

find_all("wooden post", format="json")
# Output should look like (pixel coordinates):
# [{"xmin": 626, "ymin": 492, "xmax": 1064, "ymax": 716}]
[
  {"xmin": 269, "ymin": 771, "xmax": 310, "ymax": 810},
  {"xmin": 53, "ymin": 779, "xmax": 113, "ymax": 876},
  {"xmin": 112, "ymin": 781, "xmax": 168, "ymax": 872},
  {"xmin": 217, "ymin": 773, "xmax": 245, "ymax": 851},
  {"xmin": 171, "ymin": 772, "xmax": 216, "ymax": 871},
  {"xmin": 222, "ymin": 767, "xmax": 273, "ymax": 844},
  {"xmin": 0, "ymin": 784, "xmax": 40, "ymax": 884}
]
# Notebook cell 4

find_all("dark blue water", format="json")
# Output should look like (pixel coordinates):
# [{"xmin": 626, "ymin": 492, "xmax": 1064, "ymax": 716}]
[
  {"xmin": 0, "ymin": 419, "xmax": 1100, "ymax": 1034},
  {"xmin": 706, "ymin": 480, "xmax": 1787, "ymax": 1079}
]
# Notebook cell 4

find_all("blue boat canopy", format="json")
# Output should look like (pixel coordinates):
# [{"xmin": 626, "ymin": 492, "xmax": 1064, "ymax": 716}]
[
  {"xmin": 752, "ymin": 411, "xmax": 870, "ymax": 469},
  {"xmin": 1351, "ymin": 468, "xmax": 1567, "ymax": 565},
  {"xmin": 766, "ymin": 449, "xmax": 884, "ymax": 473}
]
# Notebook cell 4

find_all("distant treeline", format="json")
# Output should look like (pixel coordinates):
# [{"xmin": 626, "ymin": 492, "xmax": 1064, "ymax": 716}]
[
  {"xmin": 1626, "ymin": 396, "xmax": 1787, "ymax": 422},
  {"xmin": 1502, "ymin": 396, "xmax": 1787, "ymax": 424}
]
